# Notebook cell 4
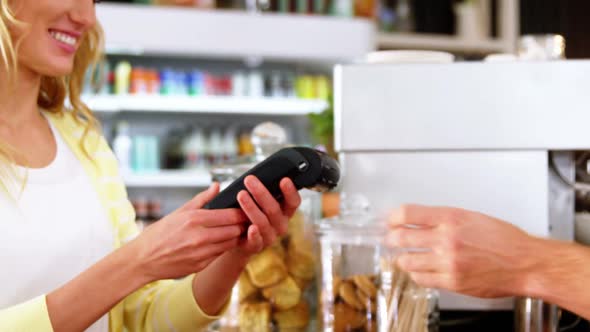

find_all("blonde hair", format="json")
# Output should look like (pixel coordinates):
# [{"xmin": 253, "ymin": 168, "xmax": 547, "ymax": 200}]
[{"xmin": 0, "ymin": 0, "xmax": 104, "ymax": 196}]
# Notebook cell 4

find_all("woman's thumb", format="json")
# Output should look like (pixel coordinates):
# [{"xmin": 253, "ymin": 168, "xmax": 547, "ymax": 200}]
[{"xmin": 179, "ymin": 182, "xmax": 220, "ymax": 211}]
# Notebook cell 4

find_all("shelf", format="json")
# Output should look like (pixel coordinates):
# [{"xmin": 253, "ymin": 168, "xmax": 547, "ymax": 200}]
[
  {"xmin": 124, "ymin": 170, "xmax": 211, "ymax": 188},
  {"xmin": 377, "ymin": 32, "xmax": 510, "ymax": 55},
  {"xmin": 84, "ymin": 95, "xmax": 329, "ymax": 115},
  {"xmin": 97, "ymin": 4, "xmax": 375, "ymax": 63}
]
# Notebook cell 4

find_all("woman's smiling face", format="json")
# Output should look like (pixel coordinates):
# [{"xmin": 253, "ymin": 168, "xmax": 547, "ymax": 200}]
[{"xmin": 9, "ymin": 0, "xmax": 98, "ymax": 77}]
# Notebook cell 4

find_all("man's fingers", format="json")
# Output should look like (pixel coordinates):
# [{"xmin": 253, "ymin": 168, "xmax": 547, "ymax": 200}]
[
  {"xmin": 386, "ymin": 226, "xmax": 438, "ymax": 250},
  {"xmin": 407, "ymin": 272, "xmax": 448, "ymax": 289},
  {"xmin": 389, "ymin": 204, "xmax": 447, "ymax": 229},
  {"xmin": 396, "ymin": 252, "xmax": 442, "ymax": 273}
]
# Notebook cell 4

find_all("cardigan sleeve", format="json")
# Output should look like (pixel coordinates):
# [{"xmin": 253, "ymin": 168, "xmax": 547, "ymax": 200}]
[
  {"xmin": 45, "ymin": 111, "xmax": 228, "ymax": 331},
  {"xmin": 102, "ymin": 149, "xmax": 227, "ymax": 331},
  {"xmin": 0, "ymin": 296, "xmax": 54, "ymax": 332}
]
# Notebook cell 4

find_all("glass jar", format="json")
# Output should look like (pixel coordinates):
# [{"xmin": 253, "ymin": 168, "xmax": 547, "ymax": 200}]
[
  {"xmin": 208, "ymin": 122, "xmax": 321, "ymax": 332},
  {"xmin": 314, "ymin": 195, "xmax": 439, "ymax": 332}
]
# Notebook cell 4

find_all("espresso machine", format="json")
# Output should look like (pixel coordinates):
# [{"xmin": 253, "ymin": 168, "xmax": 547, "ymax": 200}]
[{"xmin": 334, "ymin": 60, "xmax": 590, "ymax": 330}]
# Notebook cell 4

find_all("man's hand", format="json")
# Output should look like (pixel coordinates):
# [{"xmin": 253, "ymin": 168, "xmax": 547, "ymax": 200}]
[{"xmin": 386, "ymin": 205, "xmax": 541, "ymax": 298}]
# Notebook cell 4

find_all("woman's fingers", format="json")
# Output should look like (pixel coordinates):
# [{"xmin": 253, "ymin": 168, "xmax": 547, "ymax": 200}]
[
  {"xmin": 237, "ymin": 190, "xmax": 276, "ymax": 246},
  {"xmin": 280, "ymin": 178, "xmax": 301, "ymax": 218},
  {"xmin": 177, "ymin": 182, "xmax": 220, "ymax": 213},
  {"xmin": 185, "ymin": 209, "xmax": 247, "ymax": 227},
  {"xmin": 193, "ymin": 255, "xmax": 221, "ymax": 272},
  {"xmin": 244, "ymin": 176, "xmax": 283, "ymax": 227},
  {"xmin": 192, "ymin": 238, "xmax": 240, "ymax": 263},
  {"xmin": 195, "ymin": 224, "xmax": 243, "ymax": 244},
  {"xmin": 243, "ymin": 225, "xmax": 264, "ymax": 254}
]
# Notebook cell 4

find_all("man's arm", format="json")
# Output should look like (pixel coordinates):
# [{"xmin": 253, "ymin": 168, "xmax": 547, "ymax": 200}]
[
  {"xmin": 524, "ymin": 238, "xmax": 590, "ymax": 319},
  {"xmin": 386, "ymin": 204, "xmax": 590, "ymax": 320}
]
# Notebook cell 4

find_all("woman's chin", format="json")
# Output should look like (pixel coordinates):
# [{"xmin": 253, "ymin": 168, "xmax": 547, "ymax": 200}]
[{"xmin": 34, "ymin": 60, "xmax": 75, "ymax": 78}]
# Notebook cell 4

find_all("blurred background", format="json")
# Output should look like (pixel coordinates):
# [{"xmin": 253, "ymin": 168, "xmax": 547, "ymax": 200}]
[
  {"xmin": 94, "ymin": 0, "xmax": 590, "ymax": 216},
  {"xmin": 88, "ymin": 1, "xmax": 590, "ymax": 331},
  {"xmin": 90, "ymin": 0, "xmax": 590, "ymax": 236}
]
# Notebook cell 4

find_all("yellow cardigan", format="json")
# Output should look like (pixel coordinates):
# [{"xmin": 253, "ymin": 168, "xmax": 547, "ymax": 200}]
[{"xmin": 0, "ymin": 111, "xmax": 221, "ymax": 332}]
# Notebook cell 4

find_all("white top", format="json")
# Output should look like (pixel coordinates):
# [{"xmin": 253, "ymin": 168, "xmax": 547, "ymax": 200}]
[{"xmin": 0, "ymin": 119, "xmax": 113, "ymax": 332}]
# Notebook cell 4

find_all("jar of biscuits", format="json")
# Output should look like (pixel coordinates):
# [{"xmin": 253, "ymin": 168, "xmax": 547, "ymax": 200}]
[
  {"xmin": 208, "ymin": 122, "xmax": 321, "ymax": 332},
  {"xmin": 314, "ymin": 195, "xmax": 439, "ymax": 332}
]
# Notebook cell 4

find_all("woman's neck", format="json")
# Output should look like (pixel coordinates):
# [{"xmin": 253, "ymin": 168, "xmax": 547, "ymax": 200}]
[
  {"xmin": 0, "ymin": 65, "xmax": 43, "ymax": 129},
  {"xmin": 0, "ymin": 65, "xmax": 57, "ymax": 169}
]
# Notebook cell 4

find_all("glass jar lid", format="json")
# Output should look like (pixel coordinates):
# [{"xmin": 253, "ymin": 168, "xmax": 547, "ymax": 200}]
[
  {"xmin": 210, "ymin": 121, "xmax": 288, "ymax": 184},
  {"xmin": 314, "ymin": 193, "xmax": 387, "ymax": 246}
]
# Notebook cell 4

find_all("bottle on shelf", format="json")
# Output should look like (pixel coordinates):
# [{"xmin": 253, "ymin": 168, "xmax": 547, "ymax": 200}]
[
  {"xmin": 207, "ymin": 127, "xmax": 224, "ymax": 166},
  {"xmin": 159, "ymin": 68, "xmax": 176, "ymax": 95},
  {"xmin": 114, "ymin": 61, "xmax": 132, "ymax": 95},
  {"xmin": 164, "ymin": 128, "xmax": 186, "ymax": 170},
  {"xmin": 188, "ymin": 70, "xmax": 204, "ymax": 96},
  {"xmin": 130, "ymin": 67, "xmax": 148, "ymax": 94},
  {"xmin": 147, "ymin": 199, "xmax": 163, "ymax": 224},
  {"xmin": 238, "ymin": 128, "xmax": 255, "ymax": 156},
  {"xmin": 132, "ymin": 135, "xmax": 160, "ymax": 173},
  {"xmin": 112, "ymin": 121, "xmax": 133, "ymax": 175},
  {"xmin": 183, "ymin": 127, "xmax": 207, "ymax": 170},
  {"xmin": 133, "ymin": 198, "xmax": 150, "ymax": 231},
  {"xmin": 395, "ymin": 0, "xmax": 414, "ymax": 32},
  {"xmin": 232, "ymin": 71, "xmax": 248, "ymax": 97},
  {"xmin": 248, "ymin": 70, "xmax": 265, "ymax": 98},
  {"xmin": 221, "ymin": 127, "xmax": 239, "ymax": 162},
  {"xmin": 330, "ymin": 0, "xmax": 354, "ymax": 17}
]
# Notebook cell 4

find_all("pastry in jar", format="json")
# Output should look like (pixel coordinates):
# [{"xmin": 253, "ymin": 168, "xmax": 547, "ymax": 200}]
[
  {"xmin": 270, "ymin": 239, "xmax": 286, "ymax": 260},
  {"xmin": 262, "ymin": 276, "xmax": 302, "ymax": 310},
  {"xmin": 333, "ymin": 302, "xmax": 367, "ymax": 332},
  {"xmin": 338, "ymin": 281, "xmax": 364, "ymax": 310},
  {"xmin": 287, "ymin": 211, "xmax": 306, "ymax": 239},
  {"xmin": 238, "ymin": 272, "xmax": 258, "ymax": 303},
  {"xmin": 246, "ymin": 248, "xmax": 287, "ymax": 288},
  {"xmin": 352, "ymin": 275, "xmax": 378, "ymax": 299},
  {"xmin": 273, "ymin": 300, "xmax": 310, "ymax": 330},
  {"xmin": 286, "ymin": 236, "xmax": 316, "ymax": 280},
  {"xmin": 238, "ymin": 302, "xmax": 272, "ymax": 332},
  {"xmin": 291, "ymin": 275, "xmax": 312, "ymax": 291}
]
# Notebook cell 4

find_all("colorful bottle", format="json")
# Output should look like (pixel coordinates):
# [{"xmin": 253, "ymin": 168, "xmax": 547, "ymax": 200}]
[
  {"xmin": 112, "ymin": 121, "xmax": 133, "ymax": 175},
  {"xmin": 114, "ymin": 61, "xmax": 132, "ymax": 95}
]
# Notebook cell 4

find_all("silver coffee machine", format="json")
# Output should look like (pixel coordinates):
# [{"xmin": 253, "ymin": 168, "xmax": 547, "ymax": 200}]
[{"xmin": 334, "ymin": 60, "xmax": 590, "ymax": 330}]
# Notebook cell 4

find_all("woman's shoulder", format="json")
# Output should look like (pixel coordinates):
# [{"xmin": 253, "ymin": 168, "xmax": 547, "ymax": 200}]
[
  {"xmin": 44, "ymin": 109, "xmax": 112, "ymax": 158},
  {"xmin": 43, "ymin": 109, "xmax": 90, "ymax": 133}
]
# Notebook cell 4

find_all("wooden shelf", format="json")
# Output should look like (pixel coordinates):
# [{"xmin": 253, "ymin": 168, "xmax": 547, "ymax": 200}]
[{"xmin": 377, "ymin": 32, "xmax": 510, "ymax": 55}]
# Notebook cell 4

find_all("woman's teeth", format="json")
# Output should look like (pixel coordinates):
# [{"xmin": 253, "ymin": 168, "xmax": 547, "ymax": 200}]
[{"xmin": 49, "ymin": 31, "xmax": 77, "ymax": 46}]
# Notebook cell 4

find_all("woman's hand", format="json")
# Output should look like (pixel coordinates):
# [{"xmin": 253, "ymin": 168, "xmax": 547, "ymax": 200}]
[
  {"xmin": 386, "ymin": 204, "xmax": 541, "ymax": 298},
  {"xmin": 190, "ymin": 176, "xmax": 302, "ymax": 315},
  {"xmin": 235, "ymin": 176, "xmax": 302, "ymax": 256},
  {"xmin": 130, "ymin": 183, "xmax": 248, "ymax": 283}
]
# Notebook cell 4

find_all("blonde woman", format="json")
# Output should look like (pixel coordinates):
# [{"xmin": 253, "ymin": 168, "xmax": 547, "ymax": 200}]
[{"xmin": 0, "ymin": 1, "xmax": 302, "ymax": 331}]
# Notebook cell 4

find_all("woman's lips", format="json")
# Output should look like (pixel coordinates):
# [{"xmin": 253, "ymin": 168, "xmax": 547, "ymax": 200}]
[{"xmin": 48, "ymin": 29, "xmax": 79, "ymax": 54}]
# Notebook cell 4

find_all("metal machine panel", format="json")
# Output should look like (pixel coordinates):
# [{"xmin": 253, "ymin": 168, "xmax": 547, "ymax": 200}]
[
  {"xmin": 335, "ymin": 61, "xmax": 590, "ymax": 152},
  {"xmin": 339, "ymin": 150, "xmax": 549, "ymax": 310}
]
